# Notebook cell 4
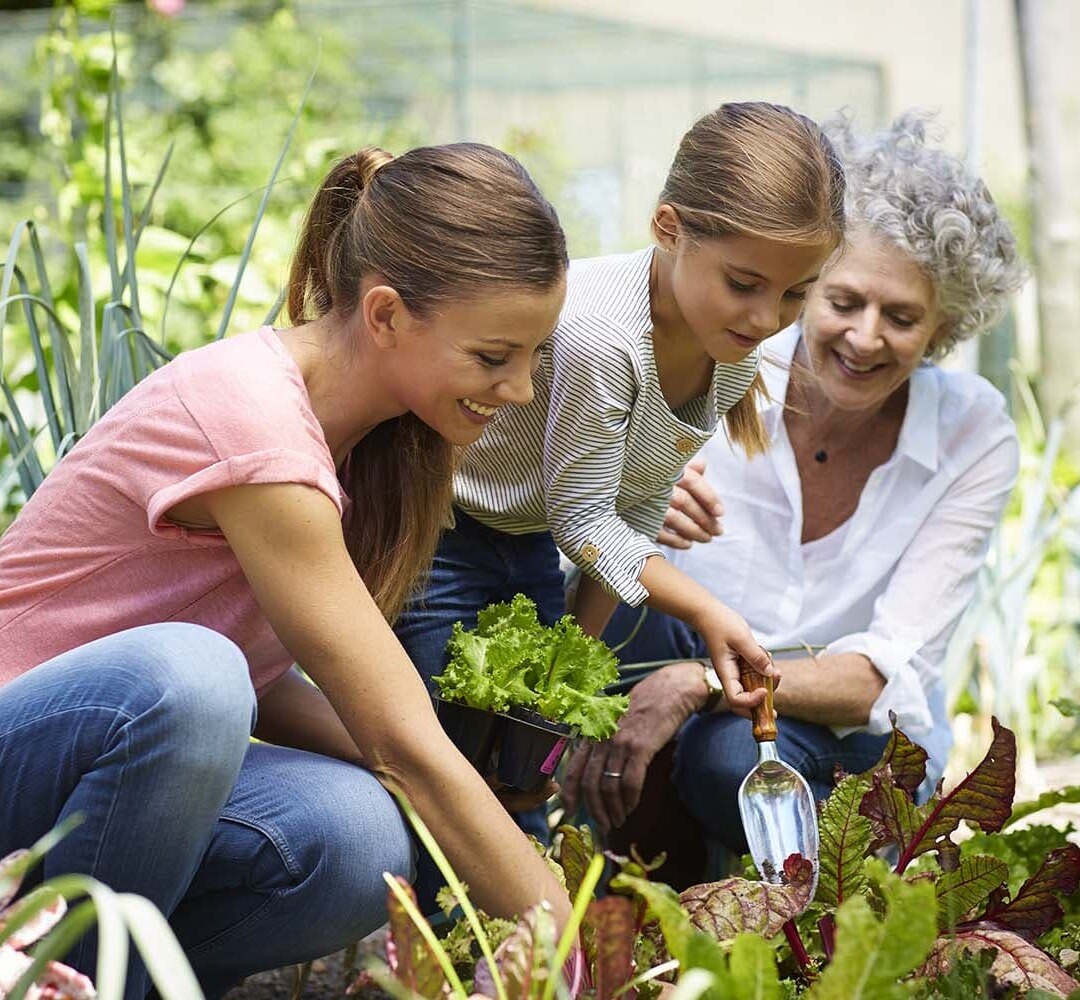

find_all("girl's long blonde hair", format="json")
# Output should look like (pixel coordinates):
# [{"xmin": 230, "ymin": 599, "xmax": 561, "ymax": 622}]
[{"xmin": 655, "ymin": 102, "xmax": 846, "ymax": 456}]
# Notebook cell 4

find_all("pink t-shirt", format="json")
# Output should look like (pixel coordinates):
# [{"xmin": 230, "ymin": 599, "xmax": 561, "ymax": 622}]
[{"xmin": 0, "ymin": 327, "xmax": 343, "ymax": 691}]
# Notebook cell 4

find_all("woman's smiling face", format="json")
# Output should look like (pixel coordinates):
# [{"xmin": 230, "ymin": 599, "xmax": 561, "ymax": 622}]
[{"xmin": 801, "ymin": 230, "xmax": 947, "ymax": 412}]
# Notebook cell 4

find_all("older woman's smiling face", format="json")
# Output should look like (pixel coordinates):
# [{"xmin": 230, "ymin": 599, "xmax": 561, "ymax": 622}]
[{"xmin": 801, "ymin": 231, "xmax": 947, "ymax": 412}]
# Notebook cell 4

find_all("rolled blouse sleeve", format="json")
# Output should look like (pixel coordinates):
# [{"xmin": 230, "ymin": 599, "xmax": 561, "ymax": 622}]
[{"xmin": 829, "ymin": 426, "xmax": 1019, "ymax": 739}]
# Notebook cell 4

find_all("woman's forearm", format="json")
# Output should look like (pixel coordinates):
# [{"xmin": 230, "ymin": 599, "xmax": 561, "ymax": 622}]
[
  {"xmin": 255, "ymin": 668, "xmax": 364, "ymax": 762},
  {"xmin": 770, "ymin": 652, "xmax": 884, "ymax": 726},
  {"xmin": 331, "ymin": 664, "xmax": 573, "ymax": 928}
]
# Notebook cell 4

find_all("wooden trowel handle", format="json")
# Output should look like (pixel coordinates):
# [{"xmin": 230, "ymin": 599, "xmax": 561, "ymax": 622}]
[{"xmin": 739, "ymin": 667, "xmax": 777, "ymax": 743}]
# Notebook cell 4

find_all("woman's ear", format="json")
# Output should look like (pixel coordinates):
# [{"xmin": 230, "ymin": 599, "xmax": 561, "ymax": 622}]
[
  {"xmin": 927, "ymin": 318, "xmax": 954, "ymax": 358},
  {"xmin": 361, "ymin": 284, "xmax": 405, "ymax": 350},
  {"xmin": 651, "ymin": 204, "xmax": 682, "ymax": 252}
]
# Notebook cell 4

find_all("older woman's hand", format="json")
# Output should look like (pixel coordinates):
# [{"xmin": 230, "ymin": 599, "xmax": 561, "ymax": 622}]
[
  {"xmin": 561, "ymin": 662, "xmax": 710, "ymax": 835},
  {"xmin": 657, "ymin": 457, "xmax": 724, "ymax": 549}
]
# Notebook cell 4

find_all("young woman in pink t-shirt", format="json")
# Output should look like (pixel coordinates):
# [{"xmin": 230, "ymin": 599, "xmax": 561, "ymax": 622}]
[{"xmin": 0, "ymin": 144, "xmax": 571, "ymax": 998}]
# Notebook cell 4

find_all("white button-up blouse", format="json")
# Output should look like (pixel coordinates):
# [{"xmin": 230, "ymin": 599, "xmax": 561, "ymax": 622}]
[{"xmin": 665, "ymin": 324, "xmax": 1019, "ymax": 782}]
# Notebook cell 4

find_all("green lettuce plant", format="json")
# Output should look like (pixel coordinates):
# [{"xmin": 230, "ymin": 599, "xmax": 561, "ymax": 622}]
[{"xmin": 433, "ymin": 596, "xmax": 629, "ymax": 740}]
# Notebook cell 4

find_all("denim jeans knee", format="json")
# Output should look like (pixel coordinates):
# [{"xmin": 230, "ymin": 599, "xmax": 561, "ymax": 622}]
[
  {"xmin": 0, "ymin": 623, "xmax": 259, "ymax": 1000},
  {"xmin": 173, "ymin": 744, "xmax": 414, "ymax": 995}
]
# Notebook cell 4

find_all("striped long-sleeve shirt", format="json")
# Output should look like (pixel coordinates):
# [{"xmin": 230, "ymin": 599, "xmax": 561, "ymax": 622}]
[{"xmin": 455, "ymin": 247, "xmax": 759, "ymax": 606}]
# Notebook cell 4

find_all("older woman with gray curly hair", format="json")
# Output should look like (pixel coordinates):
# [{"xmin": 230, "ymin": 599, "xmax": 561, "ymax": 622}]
[{"xmin": 562, "ymin": 111, "xmax": 1027, "ymax": 871}]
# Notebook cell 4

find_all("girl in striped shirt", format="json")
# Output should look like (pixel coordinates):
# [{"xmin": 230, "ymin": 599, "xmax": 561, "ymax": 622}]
[{"xmin": 397, "ymin": 103, "xmax": 845, "ymax": 737}]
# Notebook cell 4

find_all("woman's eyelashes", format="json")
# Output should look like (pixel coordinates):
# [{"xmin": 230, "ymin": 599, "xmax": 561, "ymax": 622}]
[
  {"xmin": 828, "ymin": 298, "xmax": 919, "ymax": 329},
  {"xmin": 476, "ymin": 352, "xmax": 510, "ymax": 367}
]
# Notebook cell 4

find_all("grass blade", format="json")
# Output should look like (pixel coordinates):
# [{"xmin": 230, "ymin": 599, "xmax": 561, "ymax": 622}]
[
  {"xmin": 134, "ymin": 141, "xmax": 174, "ymax": 246},
  {"xmin": 0, "ymin": 219, "xmax": 32, "ymax": 371},
  {"xmin": 44, "ymin": 874, "xmax": 131, "ymax": 1000},
  {"xmin": 26, "ymin": 223, "xmax": 76, "ymax": 431},
  {"xmin": 110, "ymin": 24, "xmax": 141, "ymax": 329},
  {"xmin": 116, "ymin": 894, "xmax": 204, "ymax": 1000},
  {"xmin": 102, "ymin": 85, "xmax": 122, "ymax": 303},
  {"xmin": 215, "ymin": 68, "xmax": 315, "ymax": 341},
  {"xmin": 74, "ymin": 242, "xmax": 99, "ymax": 433}
]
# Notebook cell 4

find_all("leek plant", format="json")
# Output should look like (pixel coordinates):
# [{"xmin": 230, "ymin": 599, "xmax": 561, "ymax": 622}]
[{"xmin": 0, "ymin": 28, "xmax": 305, "ymax": 530}]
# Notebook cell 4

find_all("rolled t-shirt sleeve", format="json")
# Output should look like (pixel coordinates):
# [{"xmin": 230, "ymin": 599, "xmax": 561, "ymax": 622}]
[
  {"xmin": 828, "ymin": 427, "xmax": 1019, "ymax": 739},
  {"xmin": 141, "ymin": 345, "xmax": 343, "ymax": 538},
  {"xmin": 541, "ymin": 318, "xmax": 660, "ymax": 606}
]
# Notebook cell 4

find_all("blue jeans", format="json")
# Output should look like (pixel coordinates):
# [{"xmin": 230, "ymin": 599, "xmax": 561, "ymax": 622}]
[
  {"xmin": 396, "ymin": 508, "xmax": 567, "ymax": 688},
  {"xmin": 0, "ymin": 623, "xmax": 413, "ymax": 1000},
  {"xmin": 604, "ymin": 605, "xmax": 888, "ymax": 855}
]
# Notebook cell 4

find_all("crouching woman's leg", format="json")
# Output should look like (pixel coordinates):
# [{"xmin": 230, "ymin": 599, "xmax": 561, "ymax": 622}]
[
  {"xmin": 170, "ymin": 742, "xmax": 414, "ymax": 998},
  {"xmin": 0, "ymin": 622, "xmax": 257, "ymax": 998}
]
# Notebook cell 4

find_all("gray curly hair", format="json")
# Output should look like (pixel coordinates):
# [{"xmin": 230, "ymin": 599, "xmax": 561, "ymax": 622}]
[{"xmin": 825, "ymin": 110, "xmax": 1027, "ymax": 358}]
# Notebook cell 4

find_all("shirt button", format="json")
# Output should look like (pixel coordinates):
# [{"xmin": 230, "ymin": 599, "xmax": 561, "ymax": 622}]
[
  {"xmin": 675, "ymin": 435, "xmax": 697, "ymax": 455},
  {"xmin": 580, "ymin": 542, "xmax": 600, "ymax": 564}
]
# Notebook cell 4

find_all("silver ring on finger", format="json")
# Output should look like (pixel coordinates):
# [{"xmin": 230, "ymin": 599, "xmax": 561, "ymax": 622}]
[{"xmin": 602, "ymin": 770, "xmax": 623, "ymax": 779}]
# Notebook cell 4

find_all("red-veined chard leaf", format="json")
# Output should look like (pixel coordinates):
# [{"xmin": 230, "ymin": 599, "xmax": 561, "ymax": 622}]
[
  {"xmin": 555, "ymin": 825, "xmax": 595, "ymax": 902},
  {"xmin": 935, "ymin": 854, "xmax": 1010, "ymax": 931},
  {"xmin": 862, "ymin": 718, "xmax": 1015, "ymax": 873},
  {"xmin": 473, "ymin": 903, "xmax": 557, "ymax": 1000},
  {"xmin": 919, "ymin": 923, "xmax": 1080, "ymax": 996},
  {"xmin": 384, "ymin": 876, "xmax": 448, "ymax": 998},
  {"xmin": 978, "ymin": 844, "xmax": 1080, "ymax": 941},
  {"xmin": 678, "ymin": 854, "xmax": 814, "ymax": 945},
  {"xmin": 817, "ymin": 773, "xmax": 873, "ymax": 907},
  {"xmin": 585, "ymin": 895, "xmax": 637, "ymax": 1000},
  {"xmin": 861, "ymin": 715, "xmax": 928, "ymax": 795}
]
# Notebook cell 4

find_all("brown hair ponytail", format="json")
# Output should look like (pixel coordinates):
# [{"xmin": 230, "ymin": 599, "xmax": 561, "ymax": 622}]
[
  {"xmin": 656, "ymin": 102, "xmax": 846, "ymax": 457},
  {"xmin": 289, "ymin": 144, "xmax": 567, "ymax": 622}
]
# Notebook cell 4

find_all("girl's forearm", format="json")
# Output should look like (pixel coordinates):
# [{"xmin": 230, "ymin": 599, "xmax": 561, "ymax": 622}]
[
  {"xmin": 638, "ymin": 555, "xmax": 733, "ymax": 639},
  {"xmin": 571, "ymin": 571, "xmax": 620, "ymax": 637}
]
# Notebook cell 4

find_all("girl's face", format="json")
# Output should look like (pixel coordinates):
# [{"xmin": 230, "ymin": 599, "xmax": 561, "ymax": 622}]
[
  {"xmin": 801, "ymin": 232, "xmax": 946, "ymax": 412},
  {"xmin": 662, "ymin": 221, "xmax": 834, "ymax": 364},
  {"xmin": 383, "ymin": 282, "xmax": 566, "ymax": 446}
]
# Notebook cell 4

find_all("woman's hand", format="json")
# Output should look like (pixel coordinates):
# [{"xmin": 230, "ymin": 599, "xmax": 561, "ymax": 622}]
[
  {"xmin": 488, "ymin": 776, "xmax": 560, "ymax": 813},
  {"xmin": 561, "ymin": 662, "xmax": 709, "ymax": 835},
  {"xmin": 657, "ymin": 457, "xmax": 724, "ymax": 549}
]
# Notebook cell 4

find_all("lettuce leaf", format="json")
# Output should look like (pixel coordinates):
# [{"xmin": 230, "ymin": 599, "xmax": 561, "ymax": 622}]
[{"xmin": 433, "ymin": 596, "xmax": 628, "ymax": 739}]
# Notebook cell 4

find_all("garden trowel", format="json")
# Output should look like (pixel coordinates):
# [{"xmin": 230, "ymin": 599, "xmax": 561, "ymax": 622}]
[{"xmin": 736, "ymin": 668, "xmax": 819, "ymax": 900}]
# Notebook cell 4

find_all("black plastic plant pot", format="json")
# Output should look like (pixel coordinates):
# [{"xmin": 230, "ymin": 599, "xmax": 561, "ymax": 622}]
[
  {"xmin": 495, "ymin": 706, "xmax": 576, "ymax": 793},
  {"xmin": 434, "ymin": 697, "xmax": 504, "ymax": 775}
]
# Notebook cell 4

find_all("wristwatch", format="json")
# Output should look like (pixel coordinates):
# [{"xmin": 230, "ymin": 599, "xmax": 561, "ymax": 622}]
[{"xmin": 700, "ymin": 663, "xmax": 725, "ymax": 713}]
